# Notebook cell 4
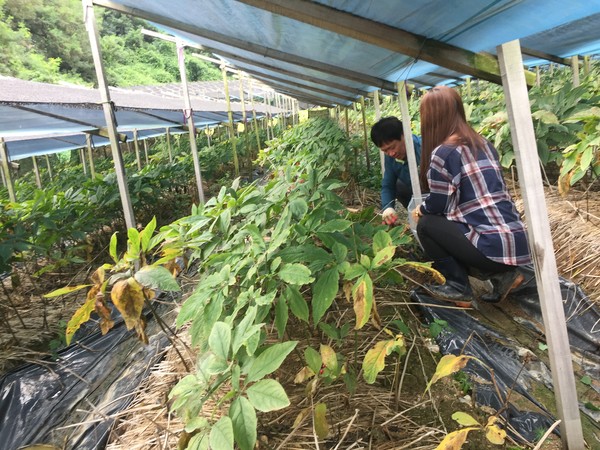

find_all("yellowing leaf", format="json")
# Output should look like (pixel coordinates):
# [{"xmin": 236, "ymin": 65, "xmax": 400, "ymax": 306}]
[
  {"xmin": 558, "ymin": 173, "xmax": 572, "ymax": 196},
  {"xmin": 111, "ymin": 278, "xmax": 146, "ymax": 331},
  {"xmin": 293, "ymin": 407, "xmax": 311, "ymax": 428},
  {"xmin": 485, "ymin": 417, "xmax": 507, "ymax": 445},
  {"xmin": 95, "ymin": 296, "xmax": 114, "ymax": 336},
  {"xmin": 313, "ymin": 402, "xmax": 329, "ymax": 439},
  {"xmin": 425, "ymin": 354, "xmax": 473, "ymax": 393},
  {"xmin": 451, "ymin": 411, "xmax": 480, "ymax": 427},
  {"xmin": 435, "ymin": 428, "xmax": 477, "ymax": 450},
  {"xmin": 362, "ymin": 336, "xmax": 406, "ymax": 384},
  {"xmin": 65, "ymin": 286, "xmax": 98, "ymax": 345},
  {"xmin": 353, "ymin": 274, "xmax": 373, "ymax": 330},
  {"xmin": 294, "ymin": 366, "xmax": 315, "ymax": 384},
  {"xmin": 343, "ymin": 281, "xmax": 353, "ymax": 302},
  {"xmin": 400, "ymin": 261, "xmax": 445, "ymax": 284},
  {"xmin": 320, "ymin": 344, "xmax": 337, "ymax": 370},
  {"xmin": 44, "ymin": 284, "xmax": 91, "ymax": 298},
  {"xmin": 372, "ymin": 246, "xmax": 395, "ymax": 267},
  {"xmin": 371, "ymin": 298, "xmax": 382, "ymax": 329},
  {"xmin": 91, "ymin": 266, "xmax": 106, "ymax": 285}
]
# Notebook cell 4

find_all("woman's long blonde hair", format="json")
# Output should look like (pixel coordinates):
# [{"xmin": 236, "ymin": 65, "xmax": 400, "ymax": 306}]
[{"xmin": 419, "ymin": 86, "xmax": 484, "ymax": 192}]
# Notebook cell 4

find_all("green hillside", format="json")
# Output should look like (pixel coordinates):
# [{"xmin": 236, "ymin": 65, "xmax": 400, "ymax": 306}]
[{"xmin": 0, "ymin": 0, "xmax": 220, "ymax": 86}]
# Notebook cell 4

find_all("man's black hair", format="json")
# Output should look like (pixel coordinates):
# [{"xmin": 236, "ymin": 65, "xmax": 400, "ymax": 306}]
[{"xmin": 370, "ymin": 117, "xmax": 404, "ymax": 147}]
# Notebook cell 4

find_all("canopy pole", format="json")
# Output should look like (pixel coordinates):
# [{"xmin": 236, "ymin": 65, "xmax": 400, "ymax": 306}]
[
  {"xmin": 0, "ymin": 138, "xmax": 16, "ymax": 202},
  {"xmin": 143, "ymin": 139, "xmax": 150, "ymax": 165},
  {"xmin": 205, "ymin": 125, "xmax": 212, "ymax": 148},
  {"xmin": 80, "ymin": 148, "xmax": 88, "ymax": 176},
  {"xmin": 0, "ymin": 160, "xmax": 6, "ymax": 189},
  {"xmin": 497, "ymin": 39, "xmax": 585, "ymax": 450},
  {"xmin": 583, "ymin": 55, "xmax": 590, "ymax": 77},
  {"xmin": 133, "ymin": 129, "xmax": 142, "ymax": 170},
  {"xmin": 45, "ymin": 155, "xmax": 53, "ymax": 181},
  {"xmin": 373, "ymin": 90, "xmax": 384, "ymax": 175},
  {"xmin": 359, "ymin": 96, "xmax": 370, "ymax": 172},
  {"xmin": 397, "ymin": 81, "xmax": 421, "ymax": 201},
  {"xmin": 166, "ymin": 127, "xmax": 173, "ymax": 163},
  {"xmin": 238, "ymin": 75, "xmax": 251, "ymax": 173},
  {"xmin": 86, "ymin": 134, "xmax": 96, "ymax": 178},
  {"xmin": 221, "ymin": 66, "xmax": 239, "ymax": 178},
  {"xmin": 264, "ymin": 91, "xmax": 272, "ymax": 140},
  {"xmin": 32, "ymin": 156, "xmax": 42, "ymax": 188},
  {"xmin": 83, "ymin": 0, "xmax": 135, "ymax": 230},
  {"xmin": 176, "ymin": 39, "xmax": 205, "ymax": 204},
  {"xmin": 249, "ymin": 79, "xmax": 262, "ymax": 155},
  {"xmin": 571, "ymin": 55, "xmax": 580, "ymax": 87},
  {"xmin": 344, "ymin": 107, "xmax": 349, "ymax": 136}
]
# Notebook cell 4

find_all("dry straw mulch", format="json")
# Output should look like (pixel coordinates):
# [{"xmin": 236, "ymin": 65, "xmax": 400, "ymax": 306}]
[
  {"xmin": 106, "ymin": 289, "xmax": 463, "ymax": 450},
  {"xmin": 513, "ymin": 187, "xmax": 600, "ymax": 305}
]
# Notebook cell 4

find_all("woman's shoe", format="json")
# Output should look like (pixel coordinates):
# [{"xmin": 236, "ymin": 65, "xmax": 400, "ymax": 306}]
[
  {"xmin": 425, "ymin": 282, "xmax": 473, "ymax": 308},
  {"xmin": 426, "ymin": 257, "xmax": 474, "ymax": 308},
  {"xmin": 480, "ymin": 269, "xmax": 524, "ymax": 303}
]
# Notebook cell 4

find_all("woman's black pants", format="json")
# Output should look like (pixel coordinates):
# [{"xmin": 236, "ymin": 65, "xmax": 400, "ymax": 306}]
[{"xmin": 416, "ymin": 214, "xmax": 512, "ymax": 275}]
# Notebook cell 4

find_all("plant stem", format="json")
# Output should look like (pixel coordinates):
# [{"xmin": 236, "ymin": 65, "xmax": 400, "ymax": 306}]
[{"xmin": 144, "ymin": 297, "xmax": 190, "ymax": 372}]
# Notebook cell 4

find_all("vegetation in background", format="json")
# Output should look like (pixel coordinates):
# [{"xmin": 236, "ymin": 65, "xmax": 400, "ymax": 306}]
[{"xmin": 0, "ymin": 0, "xmax": 221, "ymax": 86}]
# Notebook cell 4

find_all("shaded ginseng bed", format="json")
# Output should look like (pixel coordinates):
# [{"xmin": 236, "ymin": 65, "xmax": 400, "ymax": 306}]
[{"xmin": 0, "ymin": 270, "xmax": 598, "ymax": 449}]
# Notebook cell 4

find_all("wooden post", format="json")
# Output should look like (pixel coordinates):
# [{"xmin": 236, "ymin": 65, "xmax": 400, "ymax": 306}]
[
  {"xmin": 83, "ymin": 0, "xmax": 135, "ymax": 230},
  {"xmin": 222, "ymin": 66, "xmax": 239, "ymax": 177},
  {"xmin": 397, "ymin": 81, "xmax": 421, "ymax": 201},
  {"xmin": 133, "ymin": 129, "xmax": 142, "ymax": 170},
  {"xmin": 263, "ymin": 92, "xmax": 275, "ymax": 139},
  {"xmin": 353, "ymin": 102, "xmax": 359, "ymax": 169},
  {"xmin": 0, "ymin": 160, "xmax": 6, "ymax": 188},
  {"xmin": 32, "ymin": 156, "xmax": 42, "ymax": 188},
  {"xmin": 359, "ymin": 96, "xmax": 370, "ymax": 172},
  {"xmin": 373, "ymin": 89, "xmax": 385, "ymax": 175},
  {"xmin": 166, "ymin": 127, "xmax": 173, "ymax": 163},
  {"xmin": 45, "ymin": 154, "xmax": 53, "ymax": 181},
  {"xmin": 176, "ymin": 39, "xmax": 205, "ymax": 204},
  {"xmin": 535, "ymin": 66, "xmax": 541, "ymax": 87},
  {"xmin": 80, "ymin": 148, "xmax": 88, "ymax": 176},
  {"xmin": 86, "ymin": 134, "xmax": 96, "ymax": 178},
  {"xmin": 344, "ymin": 107, "xmax": 349, "ymax": 136},
  {"xmin": 583, "ymin": 55, "xmax": 590, "ymax": 77},
  {"xmin": 249, "ymin": 80, "xmax": 262, "ymax": 154},
  {"xmin": 238, "ymin": 75, "xmax": 251, "ymax": 172},
  {"xmin": 0, "ymin": 139, "xmax": 16, "ymax": 202},
  {"xmin": 571, "ymin": 55, "xmax": 580, "ymax": 87},
  {"xmin": 497, "ymin": 39, "xmax": 585, "ymax": 450},
  {"xmin": 466, "ymin": 76, "xmax": 472, "ymax": 100},
  {"xmin": 143, "ymin": 139, "xmax": 150, "ymax": 165}
]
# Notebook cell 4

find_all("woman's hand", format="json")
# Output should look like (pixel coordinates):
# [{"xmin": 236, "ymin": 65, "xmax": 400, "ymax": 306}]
[{"xmin": 411, "ymin": 205, "xmax": 422, "ymax": 224}]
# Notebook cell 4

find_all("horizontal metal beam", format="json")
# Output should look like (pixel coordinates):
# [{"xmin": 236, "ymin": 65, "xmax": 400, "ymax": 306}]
[{"xmin": 237, "ymin": 0, "xmax": 535, "ymax": 86}]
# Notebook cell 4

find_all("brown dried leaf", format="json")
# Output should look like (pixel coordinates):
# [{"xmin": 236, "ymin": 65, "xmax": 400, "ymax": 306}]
[
  {"xmin": 111, "ymin": 278, "xmax": 146, "ymax": 332},
  {"xmin": 95, "ymin": 294, "xmax": 114, "ymax": 335}
]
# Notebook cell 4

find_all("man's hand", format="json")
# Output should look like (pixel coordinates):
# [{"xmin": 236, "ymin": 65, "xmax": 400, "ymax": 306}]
[{"xmin": 381, "ymin": 207, "xmax": 398, "ymax": 226}]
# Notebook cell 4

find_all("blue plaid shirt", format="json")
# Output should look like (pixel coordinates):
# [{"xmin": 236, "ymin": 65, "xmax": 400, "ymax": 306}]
[{"xmin": 420, "ymin": 141, "xmax": 531, "ymax": 266}]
